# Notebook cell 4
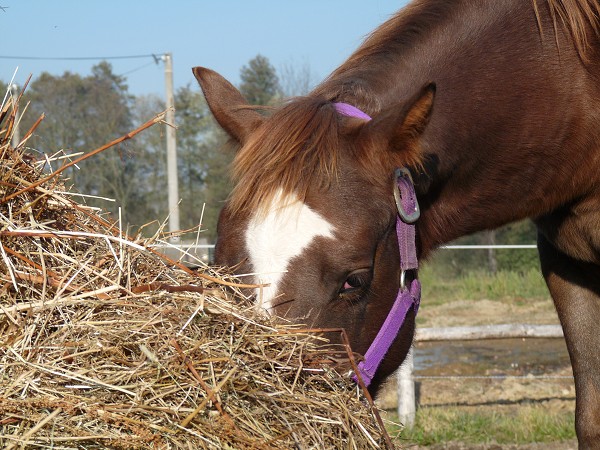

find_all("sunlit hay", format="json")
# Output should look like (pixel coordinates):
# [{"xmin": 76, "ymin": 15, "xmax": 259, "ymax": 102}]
[{"xmin": 0, "ymin": 87, "xmax": 394, "ymax": 449}]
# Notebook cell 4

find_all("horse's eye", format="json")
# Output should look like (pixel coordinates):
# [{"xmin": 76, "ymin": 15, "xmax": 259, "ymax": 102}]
[{"xmin": 339, "ymin": 270, "xmax": 371, "ymax": 295}]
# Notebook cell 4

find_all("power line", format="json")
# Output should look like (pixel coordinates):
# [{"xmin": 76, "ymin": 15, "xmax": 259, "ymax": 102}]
[
  {"xmin": 1, "ymin": 54, "xmax": 166, "ymax": 79},
  {"xmin": 0, "ymin": 54, "xmax": 159, "ymax": 61},
  {"xmin": 120, "ymin": 60, "xmax": 160, "ymax": 76}
]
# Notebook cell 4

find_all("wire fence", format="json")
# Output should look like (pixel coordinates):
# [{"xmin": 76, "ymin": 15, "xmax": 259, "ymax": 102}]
[
  {"xmin": 396, "ymin": 324, "xmax": 572, "ymax": 427},
  {"xmin": 393, "ymin": 244, "xmax": 571, "ymax": 428}
]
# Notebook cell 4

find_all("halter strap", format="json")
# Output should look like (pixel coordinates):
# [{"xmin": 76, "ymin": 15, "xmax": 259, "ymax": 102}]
[
  {"xmin": 354, "ymin": 171, "xmax": 421, "ymax": 387},
  {"xmin": 333, "ymin": 102, "xmax": 421, "ymax": 388},
  {"xmin": 333, "ymin": 102, "xmax": 373, "ymax": 121}
]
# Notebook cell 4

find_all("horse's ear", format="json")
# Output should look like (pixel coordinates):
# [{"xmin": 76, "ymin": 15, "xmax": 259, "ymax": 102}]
[
  {"xmin": 192, "ymin": 67, "xmax": 264, "ymax": 145},
  {"xmin": 359, "ymin": 82, "xmax": 435, "ymax": 163}
]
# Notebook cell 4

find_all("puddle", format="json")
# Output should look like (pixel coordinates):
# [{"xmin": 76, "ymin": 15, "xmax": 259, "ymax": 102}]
[
  {"xmin": 376, "ymin": 338, "xmax": 574, "ymax": 410},
  {"xmin": 414, "ymin": 338, "xmax": 571, "ymax": 377}
]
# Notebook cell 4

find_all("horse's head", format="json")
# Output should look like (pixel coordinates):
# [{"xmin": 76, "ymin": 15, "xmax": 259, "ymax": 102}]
[{"xmin": 193, "ymin": 67, "xmax": 434, "ymax": 391}]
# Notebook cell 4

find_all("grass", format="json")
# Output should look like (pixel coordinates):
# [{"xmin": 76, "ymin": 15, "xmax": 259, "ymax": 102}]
[
  {"xmin": 388, "ymin": 405, "xmax": 576, "ymax": 446},
  {"xmin": 419, "ymin": 266, "xmax": 550, "ymax": 307},
  {"xmin": 393, "ymin": 265, "xmax": 571, "ymax": 447}
]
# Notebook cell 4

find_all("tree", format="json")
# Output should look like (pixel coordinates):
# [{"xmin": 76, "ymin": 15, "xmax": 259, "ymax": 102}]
[
  {"xmin": 21, "ymin": 62, "xmax": 139, "ymax": 223},
  {"xmin": 199, "ymin": 134, "xmax": 235, "ymax": 240},
  {"xmin": 279, "ymin": 60, "xmax": 318, "ymax": 97},
  {"xmin": 174, "ymin": 84, "xmax": 228, "ymax": 238},
  {"xmin": 239, "ymin": 54, "xmax": 281, "ymax": 105},
  {"xmin": 127, "ymin": 94, "xmax": 170, "ymax": 231}
]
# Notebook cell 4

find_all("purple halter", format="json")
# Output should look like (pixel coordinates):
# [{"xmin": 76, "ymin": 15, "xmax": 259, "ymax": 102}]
[{"xmin": 334, "ymin": 102, "xmax": 422, "ymax": 388}]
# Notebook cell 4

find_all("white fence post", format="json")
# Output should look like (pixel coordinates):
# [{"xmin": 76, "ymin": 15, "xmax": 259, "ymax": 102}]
[
  {"xmin": 393, "ymin": 324, "xmax": 565, "ymax": 429},
  {"xmin": 397, "ymin": 345, "xmax": 416, "ymax": 428}
]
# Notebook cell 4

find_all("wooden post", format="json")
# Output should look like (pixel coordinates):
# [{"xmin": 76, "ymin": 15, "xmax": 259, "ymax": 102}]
[
  {"xmin": 10, "ymin": 83, "xmax": 20, "ymax": 147},
  {"xmin": 484, "ymin": 230, "xmax": 498, "ymax": 274},
  {"xmin": 397, "ymin": 345, "xmax": 416, "ymax": 428},
  {"xmin": 164, "ymin": 53, "xmax": 180, "ymax": 242}
]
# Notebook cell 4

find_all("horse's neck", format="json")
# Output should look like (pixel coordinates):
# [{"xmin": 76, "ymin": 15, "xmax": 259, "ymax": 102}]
[
  {"xmin": 314, "ymin": 0, "xmax": 526, "ymax": 110},
  {"xmin": 318, "ymin": 0, "xmax": 600, "ymax": 255}
]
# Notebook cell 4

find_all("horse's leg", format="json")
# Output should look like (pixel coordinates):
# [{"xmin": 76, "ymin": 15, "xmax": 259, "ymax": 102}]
[{"xmin": 537, "ymin": 232, "xmax": 600, "ymax": 449}]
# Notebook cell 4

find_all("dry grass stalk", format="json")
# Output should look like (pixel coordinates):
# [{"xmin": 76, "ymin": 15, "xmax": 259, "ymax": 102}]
[{"xmin": 0, "ymin": 89, "xmax": 395, "ymax": 449}]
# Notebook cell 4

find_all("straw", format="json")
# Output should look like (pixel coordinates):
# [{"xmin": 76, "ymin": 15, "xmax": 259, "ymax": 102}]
[{"xmin": 0, "ymin": 88, "xmax": 394, "ymax": 449}]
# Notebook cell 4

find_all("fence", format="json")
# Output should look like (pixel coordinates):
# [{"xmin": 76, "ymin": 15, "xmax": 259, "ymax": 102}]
[
  {"xmin": 395, "ymin": 243, "xmax": 564, "ymax": 427},
  {"xmin": 396, "ymin": 324, "xmax": 566, "ymax": 428},
  {"xmin": 153, "ymin": 239, "xmax": 537, "ymax": 263},
  {"xmin": 156, "ymin": 242, "xmax": 539, "ymax": 266},
  {"xmin": 151, "ymin": 242, "xmax": 214, "ymax": 265}
]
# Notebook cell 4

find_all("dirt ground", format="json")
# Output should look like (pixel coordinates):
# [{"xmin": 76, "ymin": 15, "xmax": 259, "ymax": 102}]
[
  {"xmin": 416, "ymin": 298, "xmax": 560, "ymax": 328},
  {"xmin": 376, "ymin": 296, "xmax": 577, "ymax": 449}
]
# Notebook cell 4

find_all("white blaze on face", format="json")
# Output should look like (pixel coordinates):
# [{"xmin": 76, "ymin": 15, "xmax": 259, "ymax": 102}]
[{"xmin": 245, "ymin": 189, "xmax": 335, "ymax": 312}]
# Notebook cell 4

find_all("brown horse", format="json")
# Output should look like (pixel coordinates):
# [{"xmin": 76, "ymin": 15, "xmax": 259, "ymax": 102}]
[{"xmin": 194, "ymin": 0, "xmax": 600, "ymax": 446}]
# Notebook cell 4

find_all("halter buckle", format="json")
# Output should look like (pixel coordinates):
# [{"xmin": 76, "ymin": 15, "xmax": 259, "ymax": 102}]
[{"xmin": 393, "ymin": 168, "xmax": 420, "ymax": 224}]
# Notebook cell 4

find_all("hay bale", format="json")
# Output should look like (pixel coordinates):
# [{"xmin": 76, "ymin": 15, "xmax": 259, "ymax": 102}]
[{"xmin": 0, "ymin": 90, "xmax": 395, "ymax": 449}]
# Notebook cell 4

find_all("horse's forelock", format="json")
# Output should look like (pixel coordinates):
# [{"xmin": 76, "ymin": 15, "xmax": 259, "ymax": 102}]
[{"xmin": 228, "ymin": 98, "xmax": 344, "ymax": 217}]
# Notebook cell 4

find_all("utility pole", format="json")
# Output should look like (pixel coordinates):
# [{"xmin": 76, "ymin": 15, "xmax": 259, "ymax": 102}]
[
  {"xmin": 10, "ymin": 83, "xmax": 20, "ymax": 147},
  {"xmin": 163, "ymin": 52, "xmax": 180, "ymax": 241}
]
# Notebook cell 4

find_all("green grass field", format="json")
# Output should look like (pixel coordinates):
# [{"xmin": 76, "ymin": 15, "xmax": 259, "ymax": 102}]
[
  {"xmin": 389, "ymin": 266, "xmax": 574, "ymax": 447},
  {"xmin": 387, "ymin": 406, "xmax": 575, "ymax": 446},
  {"xmin": 419, "ymin": 266, "xmax": 550, "ymax": 306}
]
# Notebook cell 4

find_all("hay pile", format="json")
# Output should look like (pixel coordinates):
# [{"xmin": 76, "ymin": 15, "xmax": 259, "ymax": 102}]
[{"xmin": 0, "ymin": 89, "xmax": 394, "ymax": 449}]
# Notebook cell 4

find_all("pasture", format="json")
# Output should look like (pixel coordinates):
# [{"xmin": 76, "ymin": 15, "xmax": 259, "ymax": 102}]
[
  {"xmin": 383, "ymin": 263, "xmax": 577, "ymax": 448},
  {"xmin": 5, "ymin": 0, "xmax": 600, "ymax": 446}
]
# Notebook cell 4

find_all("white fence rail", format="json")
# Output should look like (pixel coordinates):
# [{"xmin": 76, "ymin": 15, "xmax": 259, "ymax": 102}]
[
  {"xmin": 442, "ymin": 244, "xmax": 537, "ymax": 249},
  {"xmin": 396, "ymin": 324, "xmax": 565, "ymax": 428},
  {"xmin": 157, "ymin": 243, "xmax": 538, "ymax": 264},
  {"xmin": 416, "ymin": 323, "xmax": 562, "ymax": 341}
]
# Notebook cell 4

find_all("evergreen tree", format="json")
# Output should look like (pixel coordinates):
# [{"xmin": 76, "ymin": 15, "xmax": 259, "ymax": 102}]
[
  {"xmin": 174, "ymin": 84, "xmax": 229, "ymax": 238},
  {"xmin": 239, "ymin": 54, "xmax": 281, "ymax": 105},
  {"xmin": 22, "ymin": 62, "xmax": 136, "ymax": 222}
]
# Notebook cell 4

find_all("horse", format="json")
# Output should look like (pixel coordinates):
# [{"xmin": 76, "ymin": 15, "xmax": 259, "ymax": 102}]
[{"xmin": 193, "ymin": 0, "xmax": 600, "ymax": 446}]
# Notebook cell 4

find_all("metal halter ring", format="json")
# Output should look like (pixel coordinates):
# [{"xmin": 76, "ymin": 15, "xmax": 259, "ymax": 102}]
[{"xmin": 393, "ymin": 167, "xmax": 420, "ymax": 224}]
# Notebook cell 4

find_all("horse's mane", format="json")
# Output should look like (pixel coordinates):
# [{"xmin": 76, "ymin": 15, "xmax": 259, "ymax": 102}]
[
  {"xmin": 317, "ymin": 0, "xmax": 600, "ymax": 100},
  {"xmin": 540, "ymin": 0, "xmax": 600, "ymax": 61},
  {"xmin": 228, "ymin": 97, "xmax": 344, "ymax": 216},
  {"xmin": 227, "ymin": 0, "xmax": 600, "ymax": 218}
]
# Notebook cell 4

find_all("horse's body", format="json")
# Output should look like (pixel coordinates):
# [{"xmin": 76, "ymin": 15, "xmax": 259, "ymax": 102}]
[{"xmin": 194, "ymin": 0, "xmax": 600, "ymax": 447}]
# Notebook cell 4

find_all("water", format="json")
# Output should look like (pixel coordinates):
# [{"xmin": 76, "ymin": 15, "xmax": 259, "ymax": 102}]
[{"xmin": 413, "ymin": 338, "xmax": 571, "ymax": 377}]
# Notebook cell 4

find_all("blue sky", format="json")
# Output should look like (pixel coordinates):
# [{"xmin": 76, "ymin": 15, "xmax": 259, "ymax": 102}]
[{"xmin": 2, "ymin": 1, "xmax": 409, "ymax": 98}]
